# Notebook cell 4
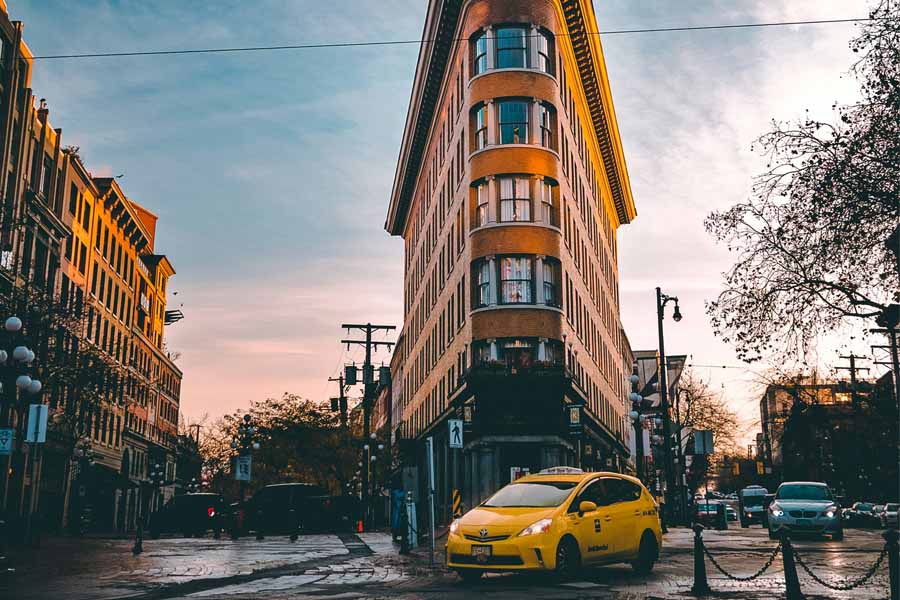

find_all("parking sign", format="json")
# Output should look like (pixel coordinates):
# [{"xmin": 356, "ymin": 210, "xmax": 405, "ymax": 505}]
[
  {"xmin": 234, "ymin": 455, "xmax": 252, "ymax": 481},
  {"xmin": 0, "ymin": 428, "xmax": 12, "ymax": 455}
]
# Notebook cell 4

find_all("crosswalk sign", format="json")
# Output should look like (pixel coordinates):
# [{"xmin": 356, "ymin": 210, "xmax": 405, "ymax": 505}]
[
  {"xmin": 0, "ymin": 428, "xmax": 12, "ymax": 455},
  {"xmin": 449, "ymin": 419, "xmax": 463, "ymax": 449}
]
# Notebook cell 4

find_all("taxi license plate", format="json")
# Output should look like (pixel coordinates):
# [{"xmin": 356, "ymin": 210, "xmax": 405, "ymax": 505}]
[{"xmin": 471, "ymin": 545, "xmax": 492, "ymax": 563}]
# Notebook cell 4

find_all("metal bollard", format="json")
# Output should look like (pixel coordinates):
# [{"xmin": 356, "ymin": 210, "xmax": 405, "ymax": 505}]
[
  {"xmin": 780, "ymin": 530, "xmax": 803, "ymax": 600},
  {"xmin": 132, "ymin": 521, "xmax": 144, "ymax": 555},
  {"xmin": 884, "ymin": 529, "xmax": 899, "ymax": 600},
  {"xmin": 691, "ymin": 524, "xmax": 710, "ymax": 595}
]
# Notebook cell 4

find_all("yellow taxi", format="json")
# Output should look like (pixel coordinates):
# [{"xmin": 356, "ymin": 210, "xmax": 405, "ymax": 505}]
[{"xmin": 446, "ymin": 467, "xmax": 662, "ymax": 581}]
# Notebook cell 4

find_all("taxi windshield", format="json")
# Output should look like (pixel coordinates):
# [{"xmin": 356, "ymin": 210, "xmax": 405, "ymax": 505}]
[{"xmin": 482, "ymin": 481, "xmax": 577, "ymax": 508}]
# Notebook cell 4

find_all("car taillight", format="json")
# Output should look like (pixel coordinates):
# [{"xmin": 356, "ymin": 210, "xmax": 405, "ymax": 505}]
[{"xmin": 208, "ymin": 507, "xmax": 216, "ymax": 518}]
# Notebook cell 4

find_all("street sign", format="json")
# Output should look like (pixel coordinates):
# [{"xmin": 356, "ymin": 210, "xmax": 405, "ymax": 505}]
[
  {"xmin": 234, "ymin": 455, "xmax": 252, "ymax": 481},
  {"xmin": 26, "ymin": 404, "xmax": 48, "ymax": 443},
  {"xmin": 693, "ymin": 430, "xmax": 714, "ymax": 455},
  {"xmin": 0, "ymin": 428, "xmax": 12, "ymax": 455},
  {"xmin": 448, "ymin": 419, "xmax": 463, "ymax": 449}
]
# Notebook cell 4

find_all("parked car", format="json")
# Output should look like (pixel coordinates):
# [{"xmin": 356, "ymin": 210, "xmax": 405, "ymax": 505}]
[
  {"xmin": 232, "ymin": 483, "xmax": 358, "ymax": 538},
  {"xmin": 148, "ymin": 493, "xmax": 227, "ymax": 538},
  {"xmin": 738, "ymin": 485, "xmax": 768, "ymax": 528},
  {"xmin": 843, "ymin": 502, "xmax": 875, "ymax": 528},
  {"xmin": 695, "ymin": 502, "xmax": 728, "ymax": 530},
  {"xmin": 873, "ymin": 505, "xmax": 886, "ymax": 527},
  {"xmin": 725, "ymin": 505, "xmax": 738, "ymax": 522},
  {"xmin": 881, "ymin": 503, "xmax": 899, "ymax": 529},
  {"xmin": 767, "ymin": 482, "xmax": 843, "ymax": 541}
]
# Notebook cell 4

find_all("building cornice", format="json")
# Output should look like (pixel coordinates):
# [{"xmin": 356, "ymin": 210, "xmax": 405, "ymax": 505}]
[{"xmin": 385, "ymin": 0, "xmax": 636, "ymax": 236}]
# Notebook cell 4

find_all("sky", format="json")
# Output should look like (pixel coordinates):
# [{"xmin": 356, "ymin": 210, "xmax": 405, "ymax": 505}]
[{"xmin": 10, "ymin": 0, "xmax": 874, "ymax": 443}]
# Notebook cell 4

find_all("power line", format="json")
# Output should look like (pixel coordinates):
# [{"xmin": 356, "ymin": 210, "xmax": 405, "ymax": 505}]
[{"xmin": 27, "ymin": 17, "xmax": 873, "ymax": 61}]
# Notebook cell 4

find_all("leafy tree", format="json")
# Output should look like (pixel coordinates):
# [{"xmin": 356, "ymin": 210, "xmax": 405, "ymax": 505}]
[
  {"xmin": 201, "ymin": 394, "xmax": 362, "ymax": 498},
  {"xmin": 705, "ymin": 0, "xmax": 900, "ymax": 363}
]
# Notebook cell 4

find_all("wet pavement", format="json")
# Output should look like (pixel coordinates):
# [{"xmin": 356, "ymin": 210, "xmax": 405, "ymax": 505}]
[{"xmin": 0, "ymin": 526, "xmax": 893, "ymax": 599}]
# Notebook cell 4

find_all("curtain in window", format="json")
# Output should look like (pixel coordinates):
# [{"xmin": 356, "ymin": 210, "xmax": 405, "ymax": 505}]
[
  {"xmin": 500, "ymin": 257, "xmax": 532, "ymax": 303},
  {"xmin": 477, "ymin": 260, "xmax": 491, "ymax": 306},
  {"xmin": 540, "ymin": 180, "xmax": 555, "ymax": 225},
  {"xmin": 500, "ymin": 177, "xmax": 531, "ymax": 222},
  {"xmin": 496, "ymin": 27, "xmax": 528, "ymax": 68},
  {"xmin": 539, "ymin": 104, "xmax": 553, "ymax": 148},
  {"xmin": 499, "ymin": 101, "xmax": 529, "ymax": 144},
  {"xmin": 476, "ymin": 183, "xmax": 490, "ymax": 226},
  {"xmin": 543, "ymin": 261, "xmax": 558, "ymax": 306},
  {"xmin": 475, "ymin": 106, "xmax": 488, "ymax": 149}
]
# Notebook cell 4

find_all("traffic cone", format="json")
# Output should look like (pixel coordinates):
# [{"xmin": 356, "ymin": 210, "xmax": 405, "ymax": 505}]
[{"xmin": 356, "ymin": 519, "xmax": 364, "ymax": 533}]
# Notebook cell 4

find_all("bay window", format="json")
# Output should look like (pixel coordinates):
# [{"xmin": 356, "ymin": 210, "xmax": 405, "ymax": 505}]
[
  {"xmin": 537, "ymin": 30, "xmax": 554, "ymax": 74},
  {"xmin": 476, "ymin": 260, "xmax": 492, "ymax": 308},
  {"xmin": 499, "ymin": 256, "xmax": 533, "ymax": 304},
  {"xmin": 539, "ymin": 178, "xmax": 558, "ymax": 226},
  {"xmin": 475, "ymin": 181, "xmax": 490, "ymax": 226},
  {"xmin": 470, "ymin": 25, "xmax": 556, "ymax": 78},
  {"xmin": 498, "ymin": 100, "xmax": 529, "ymax": 144},
  {"xmin": 471, "ymin": 337, "xmax": 565, "ymax": 368},
  {"xmin": 499, "ymin": 177, "xmax": 531, "ymax": 222},
  {"xmin": 473, "ymin": 31, "xmax": 488, "ymax": 75},
  {"xmin": 495, "ymin": 26, "xmax": 528, "ymax": 69},
  {"xmin": 542, "ymin": 259, "xmax": 561, "ymax": 307},
  {"xmin": 539, "ymin": 103, "xmax": 553, "ymax": 148},
  {"xmin": 474, "ymin": 104, "xmax": 488, "ymax": 149}
]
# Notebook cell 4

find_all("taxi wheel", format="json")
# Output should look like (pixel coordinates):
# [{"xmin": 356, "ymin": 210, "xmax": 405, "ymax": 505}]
[
  {"xmin": 554, "ymin": 537, "xmax": 581, "ymax": 580},
  {"xmin": 631, "ymin": 531, "xmax": 658, "ymax": 575}
]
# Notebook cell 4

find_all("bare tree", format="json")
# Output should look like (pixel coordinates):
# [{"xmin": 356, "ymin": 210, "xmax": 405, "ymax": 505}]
[{"xmin": 706, "ymin": 0, "xmax": 899, "ymax": 364}]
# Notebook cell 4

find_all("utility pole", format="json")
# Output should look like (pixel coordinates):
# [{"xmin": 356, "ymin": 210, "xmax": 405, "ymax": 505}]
[
  {"xmin": 341, "ymin": 323, "xmax": 395, "ymax": 529},
  {"xmin": 836, "ymin": 354, "xmax": 870, "ymax": 412},
  {"xmin": 873, "ymin": 304, "xmax": 900, "ymax": 514},
  {"xmin": 328, "ymin": 374, "xmax": 349, "ymax": 429}
]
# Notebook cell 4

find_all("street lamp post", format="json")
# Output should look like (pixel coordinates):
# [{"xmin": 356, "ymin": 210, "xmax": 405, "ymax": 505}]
[
  {"xmin": 655, "ymin": 288, "xmax": 682, "ymax": 526},
  {"xmin": 629, "ymin": 372, "xmax": 645, "ymax": 482},
  {"xmin": 230, "ymin": 413, "xmax": 260, "ymax": 539}
]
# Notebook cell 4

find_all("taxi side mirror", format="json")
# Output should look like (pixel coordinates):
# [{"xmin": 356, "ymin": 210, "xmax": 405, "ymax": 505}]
[{"xmin": 578, "ymin": 501, "xmax": 598, "ymax": 516}]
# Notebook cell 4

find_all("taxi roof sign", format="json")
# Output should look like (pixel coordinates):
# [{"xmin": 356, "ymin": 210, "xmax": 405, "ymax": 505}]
[{"xmin": 538, "ymin": 466, "xmax": 584, "ymax": 475}]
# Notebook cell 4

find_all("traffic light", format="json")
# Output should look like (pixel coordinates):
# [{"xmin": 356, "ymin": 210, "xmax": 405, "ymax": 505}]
[
  {"xmin": 756, "ymin": 461, "xmax": 764, "ymax": 475},
  {"xmin": 330, "ymin": 397, "xmax": 339, "ymax": 411}
]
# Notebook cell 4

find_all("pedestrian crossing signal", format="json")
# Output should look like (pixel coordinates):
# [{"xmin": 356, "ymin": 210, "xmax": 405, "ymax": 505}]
[
  {"xmin": 732, "ymin": 463, "xmax": 740, "ymax": 475},
  {"xmin": 756, "ymin": 461, "xmax": 764, "ymax": 475}
]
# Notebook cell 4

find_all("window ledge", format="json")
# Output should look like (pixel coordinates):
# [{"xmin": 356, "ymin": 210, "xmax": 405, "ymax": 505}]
[
  {"xmin": 471, "ymin": 304, "xmax": 564, "ymax": 316},
  {"xmin": 469, "ymin": 221, "xmax": 561, "ymax": 236},
  {"xmin": 469, "ymin": 68, "xmax": 557, "ymax": 87},
  {"xmin": 470, "ymin": 144, "xmax": 559, "ymax": 161}
]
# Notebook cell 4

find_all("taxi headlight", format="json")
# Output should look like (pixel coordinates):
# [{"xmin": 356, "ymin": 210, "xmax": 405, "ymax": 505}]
[
  {"xmin": 518, "ymin": 518, "xmax": 552, "ymax": 537},
  {"xmin": 449, "ymin": 519, "xmax": 460, "ymax": 535}
]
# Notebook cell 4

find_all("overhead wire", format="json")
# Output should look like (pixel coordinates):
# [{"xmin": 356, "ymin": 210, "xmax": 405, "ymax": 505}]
[{"xmin": 26, "ymin": 17, "xmax": 874, "ymax": 60}]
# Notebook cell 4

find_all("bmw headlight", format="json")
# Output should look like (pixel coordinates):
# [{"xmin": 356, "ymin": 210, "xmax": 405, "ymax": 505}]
[
  {"xmin": 449, "ymin": 519, "xmax": 461, "ymax": 535},
  {"xmin": 825, "ymin": 510, "xmax": 836, "ymax": 519},
  {"xmin": 770, "ymin": 503, "xmax": 784, "ymax": 517},
  {"xmin": 517, "ymin": 518, "xmax": 552, "ymax": 537}
]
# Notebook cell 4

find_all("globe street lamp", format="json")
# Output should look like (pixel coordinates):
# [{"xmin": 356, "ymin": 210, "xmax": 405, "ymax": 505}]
[{"xmin": 655, "ymin": 288, "xmax": 683, "ymax": 525}]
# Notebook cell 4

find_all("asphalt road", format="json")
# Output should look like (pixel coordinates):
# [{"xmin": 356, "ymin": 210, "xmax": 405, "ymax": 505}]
[{"xmin": 0, "ymin": 526, "xmax": 893, "ymax": 599}]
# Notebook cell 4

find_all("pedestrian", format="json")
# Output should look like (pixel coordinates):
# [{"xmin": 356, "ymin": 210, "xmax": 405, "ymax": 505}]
[{"xmin": 390, "ymin": 475, "xmax": 404, "ymax": 542}]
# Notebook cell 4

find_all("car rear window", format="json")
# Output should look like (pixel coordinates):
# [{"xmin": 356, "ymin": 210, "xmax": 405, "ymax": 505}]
[{"xmin": 887, "ymin": 504, "xmax": 899, "ymax": 511}]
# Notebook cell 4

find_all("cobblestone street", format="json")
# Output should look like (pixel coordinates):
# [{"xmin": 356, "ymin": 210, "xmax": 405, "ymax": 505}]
[{"xmin": 1, "ymin": 527, "xmax": 893, "ymax": 599}]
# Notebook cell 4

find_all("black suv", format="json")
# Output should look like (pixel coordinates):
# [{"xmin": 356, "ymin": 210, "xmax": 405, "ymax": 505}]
[
  {"xmin": 148, "ymin": 493, "xmax": 227, "ymax": 538},
  {"xmin": 235, "ymin": 483, "xmax": 356, "ymax": 537}
]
